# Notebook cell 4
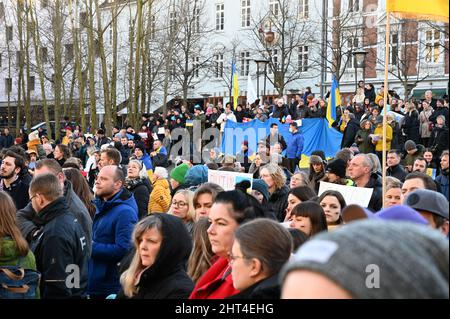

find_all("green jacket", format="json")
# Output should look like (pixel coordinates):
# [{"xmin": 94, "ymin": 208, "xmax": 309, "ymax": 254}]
[
  {"xmin": 355, "ymin": 129, "xmax": 374, "ymax": 154},
  {"xmin": 0, "ymin": 236, "xmax": 39, "ymax": 298}
]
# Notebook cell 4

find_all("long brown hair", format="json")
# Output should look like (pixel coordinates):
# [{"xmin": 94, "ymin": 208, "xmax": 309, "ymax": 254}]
[
  {"xmin": 187, "ymin": 217, "xmax": 215, "ymax": 283},
  {"xmin": 63, "ymin": 168, "xmax": 96, "ymax": 218},
  {"xmin": 0, "ymin": 192, "xmax": 29, "ymax": 257}
]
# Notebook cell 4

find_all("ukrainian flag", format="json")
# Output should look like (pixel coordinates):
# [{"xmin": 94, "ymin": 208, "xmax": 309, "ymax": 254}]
[
  {"xmin": 326, "ymin": 75, "xmax": 340, "ymax": 128},
  {"xmin": 232, "ymin": 62, "xmax": 239, "ymax": 110}
]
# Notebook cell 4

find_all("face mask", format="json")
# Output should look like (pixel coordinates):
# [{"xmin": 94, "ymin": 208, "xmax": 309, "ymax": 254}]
[{"xmin": 289, "ymin": 128, "xmax": 293, "ymax": 133}]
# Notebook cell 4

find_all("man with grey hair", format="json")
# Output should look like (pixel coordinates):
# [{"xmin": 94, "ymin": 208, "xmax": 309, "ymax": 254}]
[
  {"xmin": 348, "ymin": 154, "xmax": 382, "ymax": 211},
  {"xmin": 424, "ymin": 90, "xmax": 437, "ymax": 109}
]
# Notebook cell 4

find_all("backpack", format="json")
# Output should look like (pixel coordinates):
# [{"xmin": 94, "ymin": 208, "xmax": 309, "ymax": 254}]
[{"xmin": 0, "ymin": 258, "xmax": 41, "ymax": 299}]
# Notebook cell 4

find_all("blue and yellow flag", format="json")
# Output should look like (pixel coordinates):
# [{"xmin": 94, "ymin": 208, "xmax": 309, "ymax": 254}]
[
  {"xmin": 232, "ymin": 62, "xmax": 239, "ymax": 110},
  {"xmin": 326, "ymin": 75, "xmax": 341, "ymax": 128}
]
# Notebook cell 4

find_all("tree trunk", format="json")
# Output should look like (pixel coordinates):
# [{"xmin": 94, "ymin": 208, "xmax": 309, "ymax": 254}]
[
  {"xmin": 29, "ymin": 4, "xmax": 51, "ymax": 136},
  {"xmin": 94, "ymin": 0, "xmax": 112, "ymax": 136},
  {"xmin": 87, "ymin": 0, "xmax": 97, "ymax": 131},
  {"xmin": 110, "ymin": 0, "xmax": 119, "ymax": 126},
  {"xmin": 133, "ymin": 0, "xmax": 143, "ymax": 128},
  {"xmin": 53, "ymin": 0, "xmax": 64, "ymax": 142}
]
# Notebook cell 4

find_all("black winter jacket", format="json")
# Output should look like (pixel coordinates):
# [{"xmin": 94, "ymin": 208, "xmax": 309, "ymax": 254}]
[
  {"xmin": 268, "ymin": 185, "xmax": 289, "ymax": 222},
  {"xmin": 125, "ymin": 178, "xmax": 152, "ymax": 220},
  {"xmin": 363, "ymin": 173, "xmax": 383, "ymax": 212},
  {"xmin": 17, "ymin": 181, "xmax": 93, "ymax": 257},
  {"xmin": 30, "ymin": 197, "xmax": 89, "ymax": 298},
  {"xmin": 341, "ymin": 118, "xmax": 361, "ymax": 148},
  {"xmin": 386, "ymin": 164, "xmax": 407, "ymax": 182}
]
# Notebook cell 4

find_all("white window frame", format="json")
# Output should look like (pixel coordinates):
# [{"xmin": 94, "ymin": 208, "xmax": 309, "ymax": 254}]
[
  {"xmin": 425, "ymin": 29, "xmax": 441, "ymax": 64},
  {"xmin": 298, "ymin": 0, "xmax": 309, "ymax": 19},
  {"xmin": 216, "ymin": 3, "xmax": 224, "ymax": 31},
  {"xmin": 241, "ymin": 0, "xmax": 251, "ymax": 28},
  {"xmin": 214, "ymin": 53, "xmax": 224, "ymax": 78},
  {"xmin": 298, "ymin": 45, "xmax": 309, "ymax": 72},
  {"xmin": 269, "ymin": 0, "xmax": 280, "ymax": 20},
  {"xmin": 390, "ymin": 32, "xmax": 399, "ymax": 66},
  {"xmin": 240, "ymin": 51, "xmax": 250, "ymax": 76}
]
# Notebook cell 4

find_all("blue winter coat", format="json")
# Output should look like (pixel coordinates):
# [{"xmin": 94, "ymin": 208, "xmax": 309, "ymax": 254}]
[
  {"xmin": 88, "ymin": 188, "xmax": 138, "ymax": 296},
  {"xmin": 435, "ymin": 171, "xmax": 449, "ymax": 201},
  {"xmin": 285, "ymin": 131, "xmax": 304, "ymax": 159}
]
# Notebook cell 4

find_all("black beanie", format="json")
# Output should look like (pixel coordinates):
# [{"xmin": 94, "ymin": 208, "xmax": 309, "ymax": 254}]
[{"xmin": 326, "ymin": 158, "xmax": 347, "ymax": 178}]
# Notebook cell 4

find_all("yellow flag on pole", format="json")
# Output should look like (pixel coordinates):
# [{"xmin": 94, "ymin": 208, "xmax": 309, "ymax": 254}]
[{"xmin": 387, "ymin": 0, "xmax": 449, "ymax": 22}]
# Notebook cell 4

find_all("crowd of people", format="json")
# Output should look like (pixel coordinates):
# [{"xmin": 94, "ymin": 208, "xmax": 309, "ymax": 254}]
[{"xmin": 0, "ymin": 83, "xmax": 448, "ymax": 299}]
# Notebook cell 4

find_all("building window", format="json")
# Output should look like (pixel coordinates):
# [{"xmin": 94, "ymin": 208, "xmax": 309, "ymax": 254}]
[
  {"xmin": 216, "ymin": 4, "xmax": 224, "ymax": 31},
  {"xmin": 425, "ymin": 29, "xmax": 440, "ymax": 63},
  {"xmin": 390, "ymin": 33, "xmax": 399, "ymax": 65},
  {"xmin": 40, "ymin": 47, "xmax": 48, "ymax": 63},
  {"xmin": 6, "ymin": 25, "xmax": 13, "ymax": 41},
  {"xmin": 348, "ymin": 0, "xmax": 360, "ymax": 12},
  {"xmin": 5, "ymin": 78, "xmax": 12, "ymax": 93},
  {"xmin": 28, "ymin": 76, "xmax": 35, "ymax": 92},
  {"xmin": 299, "ymin": 0, "xmax": 309, "ymax": 19},
  {"xmin": 0, "ymin": 54, "xmax": 2, "ymax": 68},
  {"xmin": 192, "ymin": 56, "xmax": 199, "ymax": 78},
  {"xmin": 241, "ymin": 0, "xmax": 251, "ymax": 28},
  {"xmin": 169, "ymin": 11, "xmax": 177, "ymax": 34},
  {"xmin": 193, "ymin": 7, "xmax": 200, "ymax": 33},
  {"xmin": 269, "ymin": 0, "xmax": 280, "ymax": 20},
  {"xmin": 298, "ymin": 46, "xmax": 308, "ymax": 72},
  {"xmin": 240, "ymin": 51, "xmax": 250, "ymax": 76},
  {"xmin": 214, "ymin": 54, "xmax": 224, "ymax": 78},
  {"xmin": 347, "ymin": 37, "xmax": 359, "ymax": 68},
  {"xmin": 65, "ymin": 43, "xmax": 74, "ymax": 62}
]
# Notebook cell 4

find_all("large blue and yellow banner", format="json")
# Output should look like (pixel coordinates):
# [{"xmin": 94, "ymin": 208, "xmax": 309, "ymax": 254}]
[{"xmin": 222, "ymin": 118, "xmax": 343, "ymax": 167}]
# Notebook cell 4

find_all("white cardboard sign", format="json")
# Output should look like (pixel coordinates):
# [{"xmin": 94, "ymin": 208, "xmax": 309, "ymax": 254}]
[{"xmin": 318, "ymin": 181, "xmax": 373, "ymax": 208}]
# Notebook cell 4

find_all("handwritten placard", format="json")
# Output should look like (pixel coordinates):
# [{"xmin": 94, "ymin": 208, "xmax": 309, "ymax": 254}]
[
  {"xmin": 208, "ymin": 170, "xmax": 253, "ymax": 191},
  {"xmin": 318, "ymin": 181, "xmax": 374, "ymax": 208}
]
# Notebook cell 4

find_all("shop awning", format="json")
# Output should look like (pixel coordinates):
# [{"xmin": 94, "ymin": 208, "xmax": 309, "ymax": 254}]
[{"xmin": 411, "ymin": 88, "xmax": 447, "ymax": 99}]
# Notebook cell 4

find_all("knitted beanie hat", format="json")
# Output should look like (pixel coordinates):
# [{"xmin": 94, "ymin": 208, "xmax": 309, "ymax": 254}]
[
  {"xmin": 170, "ymin": 163, "xmax": 190, "ymax": 184},
  {"xmin": 405, "ymin": 140, "xmax": 417, "ymax": 152},
  {"xmin": 251, "ymin": 179, "xmax": 270, "ymax": 201},
  {"xmin": 280, "ymin": 220, "xmax": 449, "ymax": 298},
  {"xmin": 326, "ymin": 158, "xmax": 347, "ymax": 178}
]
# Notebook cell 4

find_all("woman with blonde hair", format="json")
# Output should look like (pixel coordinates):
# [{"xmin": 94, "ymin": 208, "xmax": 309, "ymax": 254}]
[
  {"xmin": 384, "ymin": 176, "xmax": 403, "ymax": 208},
  {"xmin": 168, "ymin": 189, "xmax": 195, "ymax": 236},
  {"xmin": 259, "ymin": 163, "xmax": 289, "ymax": 222},
  {"xmin": 118, "ymin": 214, "xmax": 193, "ymax": 299}
]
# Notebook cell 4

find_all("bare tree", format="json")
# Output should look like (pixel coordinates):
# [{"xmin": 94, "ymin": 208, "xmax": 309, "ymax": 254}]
[
  {"xmin": 376, "ymin": 21, "xmax": 430, "ymax": 100},
  {"xmin": 170, "ymin": 0, "xmax": 213, "ymax": 103},
  {"xmin": 248, "ymin": 0, "xmax": 316, "ymax": 96}
]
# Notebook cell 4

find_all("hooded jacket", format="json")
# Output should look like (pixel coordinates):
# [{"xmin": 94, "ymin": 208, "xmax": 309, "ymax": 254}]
[
  {"xmin": 88, "ymin": 188, "xmax": 138, "ymax": 296},
  {"xmin": 30, "ymin": 197, "xmax": 89, "ymax": 298},
  {"xmin": 118, "ymin": 214, "xmax": 194, "ymax": 299},
  {"xmin": 149, "ymin": 178, "xmax": 171, "ymax": 213},
  {"xmin": 17, "ymin": 181, "xmax": 93, "ymax": 255}
]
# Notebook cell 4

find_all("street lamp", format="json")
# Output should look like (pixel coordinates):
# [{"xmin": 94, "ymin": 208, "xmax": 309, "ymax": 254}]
[
  {"xmin": 254, "ymin": 59, "xmax": 269, "ymax": 103},
  {"xmin": 352, "ymin": 48, "xmax": 368, "ymax": 91}
]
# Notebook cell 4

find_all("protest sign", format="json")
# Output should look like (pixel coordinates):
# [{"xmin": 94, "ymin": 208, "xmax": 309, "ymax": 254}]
[
  {"xmin": 208, "ymin": 170, "xmax": 253, "ymax": 191},
  {"xmin": 318, "ymin": 182, "xmax": 373, "ymax": 208}
]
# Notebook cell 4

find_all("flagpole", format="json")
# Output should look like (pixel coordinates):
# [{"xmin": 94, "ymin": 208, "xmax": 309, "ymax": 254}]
[{"xmin": 382, "ymin": 12, "xmax": 391, "ymax": 208}]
